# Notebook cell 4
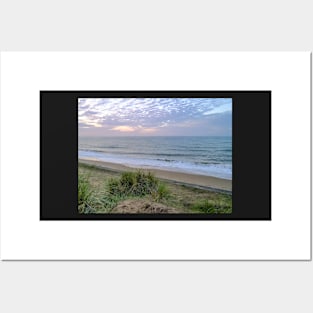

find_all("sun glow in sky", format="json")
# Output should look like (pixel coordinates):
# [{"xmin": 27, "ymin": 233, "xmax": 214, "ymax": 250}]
[{"xmin": 78, "ymin": 98, "xmax": 232, "ymax": 136}]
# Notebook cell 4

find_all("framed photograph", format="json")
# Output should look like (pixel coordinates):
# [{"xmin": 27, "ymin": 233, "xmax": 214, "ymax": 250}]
[
  {"xmin": 40, "ymin": 91, "xmax": 270, "ymax": 220},
  {"xmin": 1, "ymin": 52, "xmax": 310, "ymax": 260},
  {"xmin": 78, "ymin": 96, "xmax": 233, "ymax": 216}
]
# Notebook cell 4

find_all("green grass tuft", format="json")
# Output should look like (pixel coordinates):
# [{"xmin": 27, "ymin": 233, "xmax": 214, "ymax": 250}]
[
  {"xmin": 152, "ymin": 182, "xmax": 171, "ymax": 201},
  {"xmin": 108, "ymin": 171, "xmax": 156, "ymax": 196},
  {"xmin": 106, "ymin": 170, "xmax": 169, "ymax": 201},
  {"xmin": 191, "ymin": 198, "xmax": 232, "ymax": 214},
  {"xmin": 78, "ymin": 172, "xmax": 94, "ymax": 213},
  {"xmin": 78, "ymin": 173, "xmax": 91, "ymax": 204}
]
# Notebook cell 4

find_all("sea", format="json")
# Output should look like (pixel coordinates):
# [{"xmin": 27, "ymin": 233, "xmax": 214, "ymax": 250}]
[{"xmin": 78, "ymin": 136, "xmax": 232, "ymax": 180}]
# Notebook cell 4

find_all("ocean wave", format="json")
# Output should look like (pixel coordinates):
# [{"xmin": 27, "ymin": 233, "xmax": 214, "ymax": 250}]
[
  {"xmin": 79, "ymin": 148, "xmax": 207, "ymax": 158},
  {"xmin": 78, "ymin": 149, "xmax": 232, "ymax": 180}
]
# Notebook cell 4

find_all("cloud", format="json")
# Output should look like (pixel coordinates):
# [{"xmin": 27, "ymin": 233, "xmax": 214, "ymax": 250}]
[
  {"xmin": 110, "ymin": 125, "xmax": 136, "ymax": 132},
  {"xmin": 78, "ymin": 98, "xmax": 232, "ymax": 136},
  {"xmin": 140, "ymin": 127, "xmax": 157, "ymax": 134}
]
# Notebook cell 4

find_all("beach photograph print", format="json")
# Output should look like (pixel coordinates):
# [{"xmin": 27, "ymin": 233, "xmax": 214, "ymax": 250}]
[{"xmin": 78, "ymin": 98, "xmax": 232, "ymax": 215}]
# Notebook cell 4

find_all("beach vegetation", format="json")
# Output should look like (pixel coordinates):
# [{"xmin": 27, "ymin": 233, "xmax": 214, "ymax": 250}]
[
  {"xmin": 152, "ymin": 182, "xmax": 171, "ymax": 201},
  {"xmin": 78, "ymin": 171, "xmax": 120, "ymax": 213},
  {"xmin": 107, "ymin": 170, "xmax": 167, "ymax": 200},
  {"xmin": 78, "ymin": 162, "xmax": 232, "ymax": 214},
  {"xmin": 78, "ymin": 172, "xmax": 94, "ymax": 213},
  {"xmin": 191, "ymin": 198, "xmax": 232, "ymax": 214}
]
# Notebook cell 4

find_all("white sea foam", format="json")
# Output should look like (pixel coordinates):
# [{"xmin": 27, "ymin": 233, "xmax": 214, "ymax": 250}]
[{"xmin": 78, "ymin": 148, "xmax": 232, "ymax": 180}]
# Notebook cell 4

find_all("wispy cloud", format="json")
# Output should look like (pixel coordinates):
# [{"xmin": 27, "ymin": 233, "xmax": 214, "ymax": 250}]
[
  {"xmin": 110, "ymin": 125, "xmax": 136, "ymax": 132},
  {"xmin": 78, "ymin": 98, "xmax": 232, "ymax": 136}
]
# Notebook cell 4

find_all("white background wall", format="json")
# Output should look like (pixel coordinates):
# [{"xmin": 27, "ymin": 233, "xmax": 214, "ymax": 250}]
[{"xmin": 0, "ymin": 1, "xmax": 312, "ymax": 312}]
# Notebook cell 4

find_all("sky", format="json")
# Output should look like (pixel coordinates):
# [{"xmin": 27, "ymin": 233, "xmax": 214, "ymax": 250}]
[{"xmin": 78, "ymin": 98, "xmax": 232, "ymax": 136}]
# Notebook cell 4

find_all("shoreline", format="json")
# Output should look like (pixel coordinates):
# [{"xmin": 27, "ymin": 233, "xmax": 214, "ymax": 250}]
[{"xmin": 79, "ymin": 158, "xmax": 232, "ymax": 192}]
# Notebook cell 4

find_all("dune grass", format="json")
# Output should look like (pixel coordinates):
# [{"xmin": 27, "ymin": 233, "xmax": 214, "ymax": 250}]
[
  {"xmin": 78, "ymin": 162, "xmax": 232, "ymax": 214},
  {"xmin": 78, "ymin": 167, "xmax": 171, "ymax": 213},
  {"xmin": 107, "ymin": 170, "xmax": 170, "ymax": 200},
  {"xmin": 191, "ymin": 198, "xmax": 232, "ymax": 214},
  {"xmin": 78, "ymin": 172, "xmax": 94, "ymax": 213}
]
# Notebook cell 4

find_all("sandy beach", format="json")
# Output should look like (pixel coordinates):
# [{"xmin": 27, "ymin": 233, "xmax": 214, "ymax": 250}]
[{"xmin": 79, "ymin": 158, "xmax": 232, "ymax": 192}]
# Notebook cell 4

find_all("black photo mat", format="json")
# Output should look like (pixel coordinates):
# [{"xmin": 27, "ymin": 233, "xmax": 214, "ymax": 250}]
[{"xmin": 40, "ymin": 91, "xmax": 271, "ymax": 220}]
